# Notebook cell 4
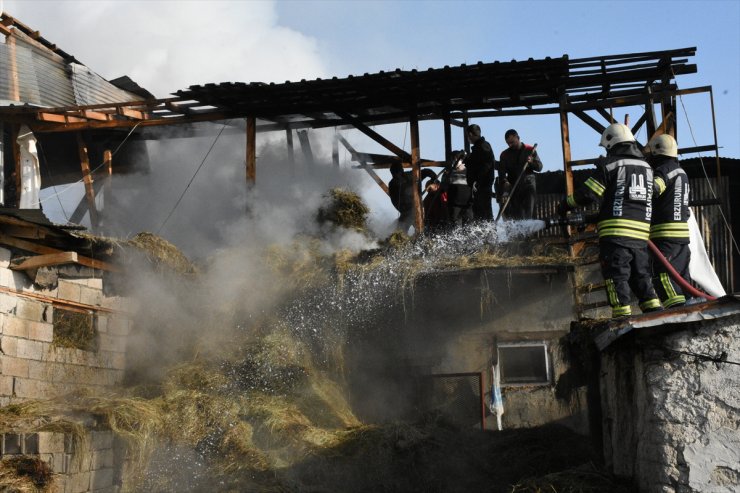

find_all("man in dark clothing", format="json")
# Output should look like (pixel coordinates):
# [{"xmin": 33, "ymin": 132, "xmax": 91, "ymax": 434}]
[
  {"xmin": 464, "ymin": 124, "xmax": 495, "ymax": 221},
  {"xmin": 646, "ymin": 134, "xmax": 693, "ymax": 308},
  {"xmin": 423, "ymin": 179, "xmax": 449, "ymax": 231},
  {"xmin": 388, "ymin": 162, "xmax": 415, "ymax": 231},
  {"xmin": 441, "ymin": 152, "xmax": 473, "ymax": 226},
  {"xmin": 498, "ymin": 129, "xmax": 543, "ymax": 220},
  {"xmin": 560, "ymin": 123, "xmax": 662, "ymax": 318}
]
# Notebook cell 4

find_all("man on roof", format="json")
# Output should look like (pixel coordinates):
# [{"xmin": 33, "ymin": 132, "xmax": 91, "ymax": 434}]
[
  {"xmin": 497, "ymin": 129, "xmax": 542, "ymax": 220},
  {"xmin": 464, "ymin": 124, "xmax": 496, "ymax": 221}
]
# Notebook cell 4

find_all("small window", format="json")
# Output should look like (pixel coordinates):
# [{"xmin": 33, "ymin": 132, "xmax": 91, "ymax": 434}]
[
  {"xmin": 53, "ymin": 308, "xmax": 98, "ymax": 352},
  {"xmin": 498, "ymin": 343, "xmax": 550, "ymax": 385}
]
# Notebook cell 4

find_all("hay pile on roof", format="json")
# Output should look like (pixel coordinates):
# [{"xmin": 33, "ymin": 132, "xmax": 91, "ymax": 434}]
[
  {"xmin": 124, "ymin": 232, "xmax": 197, "ymax": 275},
  {"xmin": 317, "ymin": 188, "xmax": 370, "ymax": 231}
]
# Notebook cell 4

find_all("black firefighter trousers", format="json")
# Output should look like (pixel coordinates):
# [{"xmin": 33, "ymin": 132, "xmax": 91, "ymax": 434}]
[
  {"xmin": 651, "ymin": 239, "xmax": 692, "ymax": 308},
  {"xmin": 600, "ymin": 239, "xmax": 661, "ymax": 317}
]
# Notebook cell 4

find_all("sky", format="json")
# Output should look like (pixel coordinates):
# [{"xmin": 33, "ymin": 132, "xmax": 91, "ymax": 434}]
[{"xmin": 4, "ymin": 0, "xmax": 740, "ymax": 234}]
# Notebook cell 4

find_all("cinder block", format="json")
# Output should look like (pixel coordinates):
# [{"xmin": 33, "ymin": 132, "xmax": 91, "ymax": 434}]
[
  {"xmin": 13, "ymin": 377, "xmax": 49, "ymax": 399},
  {"xmin": 24, "ymin": 433, "xmax": 39, "ymax": 454},
  {"xmin": 58, "ymin": 281, "xmax": 82, "ymax": 303},
  {"xmin": 80, "ymin": 287, "xmax": 103, "ymax": 307},
  {"xmin": 0, "ymin": 293, "xmax": 18, "ymax": 314},
  {"xmin": 90, "ymin": 467, "xmax": 114, "ymax": 490},
  {"xmin": 51, "ymin": 452, "xmax": 66, "ymax": 473},
  {"xmin": 87, "ymin": 278, "xmax": 103, "ymax": 290},
  {"xmin": 3, "ymin": 433, "xmax": 22, "ymax": 454},
  {"xmin": 15, "ymin": 299, "xmax": 46, "ymax": 322},
  {"xmin": 29, "ymin": 322, "xmax": 54, "ymax": 342},
  {"xmin": 28, "ymin": 360, "xmax": 51, "ymax": 380},
  {"xmin": 0, "ymin": 248, "xmax": 11, "ymax": 268},
  {"xmin": 91, "ymin": 431, "xmax": 113, "ymax": 450},
  {"xmin": 0, "ymin": 268, "xmax": 19, "ymax": 289},
  {"xmin": 92, "ymin": 448, "xmax": 115, "ymax": 469},
  {"xmin": 16, "ymin": 338, "xmax": 44, "ymax": 360},
  {"xmin": 2, "ymin": 356, "xmax": 30, "ymax": 377},
  {"xmin": 111, "ymin": 352, "xmax": 126, "ymax": 370},
  {"xmin": 67, "ymin": 471, "xmax": 91, "ymax": 493},
  {"xmin": 0, "ymin": 375, "xmax": 13, "ymax": 395},
  {"xmin": 38, "ymin": 431, "xmax": 66, "ymax": 454},
  {"xmin": 0, "ymin": 335, "xmax": 19, "ymax": 356},
  {"xmin": 3, "ymin": 316, "xmax": 29, "ymax": 338},
  {"xmin": 96, "ymin": 316, "xmax": 108, "ymax": 334}
]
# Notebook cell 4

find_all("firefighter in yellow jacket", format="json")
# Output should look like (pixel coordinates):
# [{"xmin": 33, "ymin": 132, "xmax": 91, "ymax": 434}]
[{"xmin": 560, "ymin": 124, "xmax": 662, "ymax": 317}]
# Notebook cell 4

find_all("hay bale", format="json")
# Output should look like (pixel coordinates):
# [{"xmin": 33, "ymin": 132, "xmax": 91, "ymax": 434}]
[
  {"xmin": 317, "ymin": 188, "xmax": 370, "ymax": 231},
  {"xmin": 0, "ymin": 457, "xmax": 54, "ymax": 492}
]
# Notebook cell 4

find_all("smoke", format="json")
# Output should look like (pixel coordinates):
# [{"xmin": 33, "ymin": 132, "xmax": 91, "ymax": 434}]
[{"xmin": 4, "ymin": 0, "xmax": 327, "ymax": 97}]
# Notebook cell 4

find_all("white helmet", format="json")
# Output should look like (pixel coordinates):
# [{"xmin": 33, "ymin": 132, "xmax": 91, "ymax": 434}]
[
  {"xmin": 647, "ymin": 134, "xmax": 678, "ymax": 158},
  {"xmin": 599, "ymin": 123, "xmax": 635, "ymax": 150}
]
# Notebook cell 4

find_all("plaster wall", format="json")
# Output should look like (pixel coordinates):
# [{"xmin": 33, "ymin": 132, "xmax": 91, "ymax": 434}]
[{"xmin": 600, "ymin": 316, "xmax": 740, "ymax": 492}]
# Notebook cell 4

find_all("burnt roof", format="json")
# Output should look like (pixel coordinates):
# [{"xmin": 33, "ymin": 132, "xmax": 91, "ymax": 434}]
[{"xmin": 174, "ymin": 47, "xmax": 697, "ymax": 127}]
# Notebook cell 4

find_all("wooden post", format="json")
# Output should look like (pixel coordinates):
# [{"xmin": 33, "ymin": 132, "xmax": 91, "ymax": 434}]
[
  {"xmin": 410, "ymin": 113, "xmax": 423, "ymax": 234},
  {"xmin": 297, "ymin": 130, "xmax": 315, "ymax": 165},
  {"xmin": 336, "ymin": 134, "xmax": 389, "ymax": 195},
  {"xmin": 443, "ymin": 113, "xmax": 452, "ymax": 161},
  {"xmin": 10, "ymin": 124, "xmax": 21, "ymax": 208},
  {"xmin": 246, "ymin": 117, "xmax": 256, "ymax": 186},
  {"xmin": 645, "ymin": 90, "xmax": 657, "ymax": 139},
  {"xmin": 285, "ymin": 128, "xmax": 295, "ymax": 165},
  {"xmin": 559, "ymin": 97, "xmax": 573, "ymax": 197},
  {"xmin": 76, "ymin": 133, "xmax": 99, "ymax": 227},
  {"xmin": 462, "ymin": 113, "xmax": 470, "ymax": 153},
  {"xmin": 332, "ymin": 131, "xmax": 339, "ymax": 166},
  {"xmin": 103, "ymin": 149, "xmax": 112, "ymax": 220},
  {"xmin": 8, "ymin": 35, "xmax": 19, "ymax": 102}
]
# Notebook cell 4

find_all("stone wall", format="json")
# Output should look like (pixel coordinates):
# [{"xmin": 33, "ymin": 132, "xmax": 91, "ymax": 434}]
[
  {"xmin": 0, "ymin": 246, "xmax": 132, "ymax": 404},
  {"xmin": 600, "ymin": 315, "xmax": 740, "ymax": 492},
  {"xmin": 1, "ymin": 430, "xmax": 123, "ymax": 493}
]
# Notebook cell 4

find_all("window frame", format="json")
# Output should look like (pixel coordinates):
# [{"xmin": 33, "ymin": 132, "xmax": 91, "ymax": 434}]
[{"xmin": 496, "ymin": 341, "xmax": 551, "ymax": 387}]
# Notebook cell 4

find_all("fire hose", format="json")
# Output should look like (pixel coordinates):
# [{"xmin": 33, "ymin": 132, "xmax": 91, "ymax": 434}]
[
  {"xmin": 547, "ymin": 213, "xmax": 716, "ymax": 301},
  {"xmin": 647, "ymin": 240, "xmax": 715, "ymax": 301}
]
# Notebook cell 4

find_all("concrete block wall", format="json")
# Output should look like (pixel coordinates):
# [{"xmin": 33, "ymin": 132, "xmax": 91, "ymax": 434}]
[
  {"xmin": 0, "ymin": 430, "xmax": 123, "ymax": 493},
  {"xmin": 0, "ymin": 247, "xmax": 132, "ymax": 404},
  {"xmin": 600, "ymin": 316, "xmax": 740, "ymax": 492}
]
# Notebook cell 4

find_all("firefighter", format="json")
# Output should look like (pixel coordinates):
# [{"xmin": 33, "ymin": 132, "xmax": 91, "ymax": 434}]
[
  {"xmin": 498, "ymin": 129, "xmax": 543, "ymax": 219},
  {"xmin": 646, "ymin": 134, "xmax": 693, "ymax": 308},
  {"xmin": 559, "ymin": 123, "xmax": 662, "ymax": 317},
  {"xmin": 464, "ymin": 124, "xmax": 495, "ymax": 220},
  {"xmin": 441, "ymin": 152, "xmax": 473, "ymax": 226},
  {"xmin": 388, "ymin": 162, "xmax": 415, "ymax": 231}
]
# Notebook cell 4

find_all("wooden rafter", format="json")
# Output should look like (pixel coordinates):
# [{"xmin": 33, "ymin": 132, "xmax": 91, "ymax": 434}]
[
  {"xmin": 76, "ymin": 133, "xmax": 99, "ymax": 227},
  {"xmin": 337, "ymin": 135, "xmax": 389, "ymax": 196},
  {"xmin": 0, "ymin": 234, "xmax": 118, "ymax": 272}
]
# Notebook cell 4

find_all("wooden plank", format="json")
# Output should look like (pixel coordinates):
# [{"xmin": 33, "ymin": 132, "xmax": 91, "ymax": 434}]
[
  {"xmin": 82, "ymin": 110, "xmax": 113, "ymax": 121},
  {"xmin": 10, "ymin": 251, "xmax": 79, "ymax": 271},
  {"xmin": 649, "ymin": 111, "xmax": 673, "ymax": 141},
  {"xmin": 443, "ymin": 114, "xmax": 452, "ymax": 160},
  {"xmin": 332, "ymin": 132, "xmax": 339, "ymax": 166},
  {"xmin": 285, "ymin": 128, "xmax": 295, "ymax": 166},
  {"xmin": 69, "ymin": 177, "xmax": 104, "ymax": 225},
  {"xmin": 462, "ymin": 114, "xmax": 470, "ymax": 153},
  {"xmin": 246, "ymin": 116, "xmax": 256, "ymax": 185},
  {"xmin": 0, "ymin": 234, "xmax": 119, "ymax": 272},
  {"xmin": 117, "ymin": 107, "xmax": 147, "ymax": 120},
  {"xmin": 76, "ymin": 133, "xmax": 99, "ymax": 228},
  {"xmin": 573, "ymin": 110, "xmax": 606, "ymax": 134},
  {"xmin": 595, "ymin": 107, "xmax": 617, "ymax": 125},
  {"xmin": 2, "ymin": 225, "xmax": 46, "ymax": 240},
  {"xmin": 297, "ymin": 130, "xmax": 315, "ymax": 165},
  {"xmin": 8, "ymin": 35, "xmax": 19, "ymax": 102},
  {"xmin": 678, "ymin": 145, "xmax": 717, "ymax": 155},
  {"xmin": 630, "ymin": 111, "xmax": 648, "ymax": 136},
  {"xmin": 0, "ymin": 285, "xmax": 121, "ymax": 314},
  {"xmin": 335, "ymin": 111, "xmax": 411, "ymax": 161},
  {"xmin": 103, "ymin": 149, "xmax": 112, "ymax": 221},
  {"xmin": 410, "ymin": 114, "xmax": 423, "ymax": 234},
  {"xmin": 337, "ymin": 134, "xmax": 389, "ymax": 195}
]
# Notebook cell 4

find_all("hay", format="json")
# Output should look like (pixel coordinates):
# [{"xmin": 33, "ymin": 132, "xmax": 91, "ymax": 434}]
[
  {"xmin": 0, "ymin": 457, "xmax": 54, "ymax": 492},
  {"xmin": 317, "ymin": 188, "xmax": 370, "ymax": 231},
  {"xmin": 511, "ymin": 462, "xmax": 634, "ymax": 493},
  {"xmin": 52, "ymin": 308, "xmax": 97, "ymax": 351},
  {"xmin": 125, "ymin": 232, "xmax": 197, "ymax": 275}
]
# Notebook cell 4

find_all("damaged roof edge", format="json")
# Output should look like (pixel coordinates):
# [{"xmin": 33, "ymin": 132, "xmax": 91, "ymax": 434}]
[{"xmin": 594, "ymin": 295, "xmax": 740, "ymax": 350}]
